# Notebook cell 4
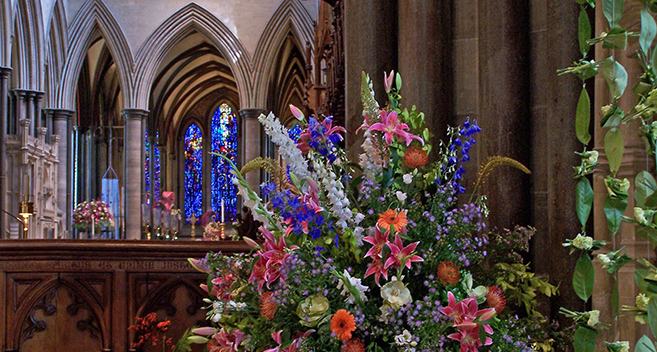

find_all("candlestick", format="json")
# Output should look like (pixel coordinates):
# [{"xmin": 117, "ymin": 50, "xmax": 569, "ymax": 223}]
[{"xmin": 221, "ymin": 199, "xmax": 225, "ymax": 223}]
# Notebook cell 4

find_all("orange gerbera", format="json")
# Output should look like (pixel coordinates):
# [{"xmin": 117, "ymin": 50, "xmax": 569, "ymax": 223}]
[
  {"xmin": 331, "ymin": 309, "xmax": 356, "ymax": 341},
  {"xmin": 404, "ymin": 146, "xmax": 429, "ymax": 169},
  {"xmin": 260, "ymin": 291, "xmax": 277, "ymax": 320},
  {"xmin": 341, "ymin": 337, "xmax": 365, "ymax": 352},
  {"xmin": 436, "ymin": 261, "xmax": 461, "ymax": 286},
  {"xmin": 377, "ymin": 209, "xmax": 408, "ymax": 232},
  {"xmin": 486, "ymin": 285, "xmax": 506, "ymax": 313}
]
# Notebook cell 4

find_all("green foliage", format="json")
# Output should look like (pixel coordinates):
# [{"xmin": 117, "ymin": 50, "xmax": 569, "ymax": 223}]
[
  {"xmin": 573, "ymin": 253, "xmax": 595, "ymax": 301},
  {"xmin": 603, "ymin": 0, "xmax": 625, "ymax": 29},
  {"xmin": 604, "ymin": 128, "xmax": 624, "ymax": 175},
  {"xmin": 495, "ymin": 263, "xmax": 558, "ymax": 317},
  {"xmin": 636, "ymin": 335, "xmax": 657, "ymax": 352},
  {"xmin": 603, "ymin": 196, "xmax": 628, "ymax": 234},
  {"xmin": 573, "ymin": 326, "xmax": 598, "ymax": 352},
  {"xmin": 600, "ymin": 58, "xmax": 628, "ymax": 99},
  {"xmin": 641, "ymin": 7, "xmax": 657, "ymax": 55},
  {"xmin": 576, "ymin": 178, "xmax": 594, "ymax": 229},
  {"xmin": 579, "ymin": 8, "xmax": 592, "ymax": 56},
  {"xmin": 576, "ymin": 88, "xmax": 592, "ymax": 145}
]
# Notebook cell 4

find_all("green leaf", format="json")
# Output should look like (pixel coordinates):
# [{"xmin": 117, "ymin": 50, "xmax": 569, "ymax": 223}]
[
  {"xmin": 600, "ymin": 58, "xmax": 628, "ymax": 98},
  {"xmin": 576, "ymin": 178, "xmax": 594, "ymax": 228},
  {"xmin": 641, "ymin": 7, "xmax": 657, "ymax": 55},
  {"xmin": 652, "ymin": 43, "xmax": 657, "ymax": 73},
  {"xmin": 576, "ymin": 0, "xmax": 596, "ymax": 7},
  {"xmin": 637, "ymin": 226, "xmax": 657, "ymax": 247},
  {"xmin": 603, "ymin": 0, "xmax": 624, "ymax": 29},
  {"xmin": 604, "ymin": 128, "xmax": 624, "ymax": 175},
  {"xmin": 636, "ymin": 171, "xmax": 657, "ymax": 208},
  {"xmin": 649, "ymin": 297, "xmax": 657, "ymax": 338},
  {"xmin": 573, "ymin": 253, "xmax": 595, "ymax": 301},
  {"xmin": 602, "ymin": 27, "xmax": 628, "ymax": 49},
  {"xmin": 636, "ymin": 335, "xmax": 657, "ymax": 352},
  {"xmin": 603, "ymin": 196, "xmax": 628, "ymax": 234},
  {"xmin": 576, "ymin": 88, "xmax": 591, "ymax": 145},
  {"xmin": 573, "ymin": 326, "xmax": 598, "ymax": 352},
  {"xmin": 579, "ymin": 8, "xmax": 592, "ymax": 56}
]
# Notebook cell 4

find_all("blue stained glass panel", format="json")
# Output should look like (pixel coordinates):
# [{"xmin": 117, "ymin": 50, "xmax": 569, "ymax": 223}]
[
  {"xmin": 211, "ymin": 104, "xmax": 237, "ymax": 222},
  {"xmin": 184, "ymin": 124, "xmax": 203, "ymax": 221},
  {"xmin": 288, "ymin": 124, "xmax": 302, "ymax": 143},
  {"xmin": 144, "ymin": 130, "xmax": 161, "ymax": 203}
]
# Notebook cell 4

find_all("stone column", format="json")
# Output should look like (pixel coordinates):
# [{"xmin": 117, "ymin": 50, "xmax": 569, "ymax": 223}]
[
  {"xmin": 344, "ymin": 0, "xmax": 397, "ymax": 160},
  {"xmin": 32, "ymin": 91, "xmax": 44, "ymax": 130},
  {"xmin": 12, "ymin": 89, "xmax": 28, "ymax": 136},
  {"xmin": 0, "ymin": 67, "xmax": 11, "ymax": 238},
  {"xmin": 477, "ymin": 0, "xmax": 531, "ymax": 229},
  {"xmin": 122, "ymin": 109, "xmax": 147, "ymax": 240},
  {"xmin": 25, "ymin": 91, "xmax": 35, "ymax": 136},
  {"xmin": 50, "ymin": 109, "xmax": 75, "ymax": 238},
  {"xmin": 238, "ymin": 109, "xmax": 265, "ymax": 193},
  {"xmin": 398, "ymin": 0, "xmax": 453, "ymax": 145},
  {"xmin": 527, "ymin": 0, "xmax": 585, "ymax": 323}
]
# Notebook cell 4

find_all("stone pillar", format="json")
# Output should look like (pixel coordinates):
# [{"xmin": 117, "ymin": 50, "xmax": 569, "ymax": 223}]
[
  {"xmin": 12, "ymin": 89, "xmax": 28, "ymax": 136},
  {"xmin": 238, "ymin": 109, "xmax": 265, "ymax": 193},
  {"xmin": 122, "ymin": 109, "xmax": 147, "ymax": 240},
  {"xmin": 25, "ymin": 91, "xmax": 35, "ymax": 136},
  {"xmin": 50, "ymin": 109, "xmax": 74, "ymax": 237},
  {"xmin": 398, "ymin": 0, "xmax": 453, "ymax": 145},
  {"xmin": 477, "ymin": 0, "xmax": 531, "ymax": 229},
  {"xmin": 32, "ymin": 91, "xmax": 44, "ymax": 130},
  {"xmin": 528, "ymin": 0, "xmax": 584, "ymax": 324},
  {"xmin": 0, "ymin": 67, "xmax": 11, "ymax": 238},
  {"xmin": 344, "ymin": 0, "xmax": 397, "ymax": 160}
]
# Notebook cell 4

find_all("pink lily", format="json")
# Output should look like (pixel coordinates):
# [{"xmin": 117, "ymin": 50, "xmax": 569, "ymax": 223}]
[
  {"xmin": 289, "ymin": 104, "xmax": 305, "ymax": 120},
  {"xmin": 264, "ymin": 329, "xmax": 312, "ymax": 352},
  {"xmin": 301, "ymin": 178, "xmax": 324, "ymax": 213},
  {"xmin": 368, "ymin": 110, "xmax": 424, "ymax": 146},
  {"xmin": 384, "ymin": 70, "xmax": 395, "ymax": 93},
  {"xmin": 214, "ymin": 328, "xmax": 245, "ymax": 352},
  {"xmin": 249, "ymin": 227, "xmax": 299, "ymax": 292},
  {"xmin": 363, "ymin": 226, "xmax": 390, "ymax": 259},
  {"xmin": 383, "ymin": 235, "xmax": 423, "ymax": 270},
  {"xmin": 364, "ymin": 258, "xmax": 389, "ymax": 286},
  {"xmin": 441, "ymin": 292, "xmax": 496, "ymax": 325},
  {"xmin": 447, "ymin": 324, "xmax": 493, "ymax": 352}
]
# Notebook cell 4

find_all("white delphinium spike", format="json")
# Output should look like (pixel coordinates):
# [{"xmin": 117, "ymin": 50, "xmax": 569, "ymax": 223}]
[{"xmin": 258, "ymin": 112, "xmax": 310, "ymax": 179}]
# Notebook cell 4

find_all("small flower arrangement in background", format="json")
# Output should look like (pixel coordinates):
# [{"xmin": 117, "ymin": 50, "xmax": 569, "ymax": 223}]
[
  {"xmin": 184, "ymin": 72, "xmax": 563, "ymax": 351},
  {"xmin": 72, "ymin": 199, "xmax": 115, "ymax": 230},
  {"xmin": 128, "ymin": 312, "xmax": 192, "ymax": 352}
]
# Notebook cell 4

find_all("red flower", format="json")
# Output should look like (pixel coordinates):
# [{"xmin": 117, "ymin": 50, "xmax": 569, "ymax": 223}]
[
  {"xmin": 486, "ymin": 286, "xmax": 506, "ymax": 313},
  {"xmin": 260, "ymin": 291, "xmax": 277, "ymax": 320},
  {"xmin": 341, "ymin": 338, "xmax": 365, "ymax": 352},
  {"xmin": 404, "ymin": 146, "xmax": 429, "ymax": 169},
  {"xmin": 331, "ymin": 309, "xmax": 357, "ymax": 341},
  {"xmin": 437, "ymin": 261, "xmax": 461, "ymax": 286}
]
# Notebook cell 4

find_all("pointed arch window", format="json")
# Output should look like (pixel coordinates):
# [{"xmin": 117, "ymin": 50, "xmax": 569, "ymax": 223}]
[
  {"xmin": 211, "ymin": 104, "xmax": 237, "ymax": 222},
  {"xmin": 144, "ymin": 129, "xmax": 161, "ymax": 203},
  {"xmin": 184, "ymin": 123, "xmax": 203, "ymax": 221}
]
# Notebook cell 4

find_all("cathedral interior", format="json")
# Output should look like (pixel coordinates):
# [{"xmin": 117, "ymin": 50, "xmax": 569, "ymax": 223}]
[{"xmin": 0, "ymin": 0, "xmax": 649, "ymax": 351}]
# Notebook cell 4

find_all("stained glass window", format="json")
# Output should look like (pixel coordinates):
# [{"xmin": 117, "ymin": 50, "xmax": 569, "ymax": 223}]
[
  {"xmin": 184, "ymin": 123, "xmax": 203, "ymax": 221},
  {"xmin": 211, "ymin": 104, "xmax": 237, "ymax": 222},
  {"xmin": 288, "ymin": 124, "xmax": 302, "ymax": 142},
  {"xmin": 144, "ymin": 129, "xmax": 161, "ymax": 203}
]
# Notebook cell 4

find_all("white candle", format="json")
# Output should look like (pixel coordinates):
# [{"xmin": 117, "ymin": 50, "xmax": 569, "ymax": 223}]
[{"xmin": 221, "ymin": 199, "xmax": 225, "ymax": 223}]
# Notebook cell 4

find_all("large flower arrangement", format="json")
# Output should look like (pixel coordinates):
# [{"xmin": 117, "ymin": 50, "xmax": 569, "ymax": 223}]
[
  {"xmin": 72, "ymin": 199, "xmax": 115, "ymax": 230},
  {"xmin": 186, "ymin": 72, "xmax": 561, "ymax": 352}
]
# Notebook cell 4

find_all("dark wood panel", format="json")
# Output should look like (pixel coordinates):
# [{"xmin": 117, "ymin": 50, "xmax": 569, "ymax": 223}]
[{"xmin": 0, "ymin": 240, "xmax": 249, "ymax": 352}]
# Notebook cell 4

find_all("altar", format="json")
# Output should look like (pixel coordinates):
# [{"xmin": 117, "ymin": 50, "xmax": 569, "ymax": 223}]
[{"xmin": 0, "ymin": 240, "xmax": 250, "ymax": 352}]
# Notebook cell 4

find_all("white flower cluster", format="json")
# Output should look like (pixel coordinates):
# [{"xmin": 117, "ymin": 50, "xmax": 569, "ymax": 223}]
[
  {"xmin": 394, "ymin": 329, "xmax": 418, "ymax": 352},
  {"xmin": 359, "ymin": 129, "xmax": 383, "ymax": 183},
  {"xmin": 206, "ymin": 300, "xmax": 247, "ymax": 323},
  {"xmin": 258, "ymin": 112, "xmax": 310, "ymax": 179},
  {"xmin": 337, "ymin": 270, "xmax": 369, "ymax": 304},
  {"xmin": 313, "ymin": 159, "xmax": 353, "ymax": 229},
  {"xmin": 572, "ymin": 233, "xmax": 593, "ymax": 250}
]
